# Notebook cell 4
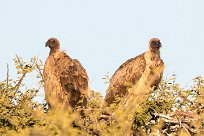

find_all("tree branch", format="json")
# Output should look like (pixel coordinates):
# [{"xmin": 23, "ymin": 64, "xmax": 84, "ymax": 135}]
[
  {"xmin": 6, "ymin": 63, "xmax": 9, "ymax": 88},
  {"xmin": 14, "ymin": 73, "xmax": 26, "ymax": 91},
  {"xmin": 35, "ymin": 56, "xmax": 44, "ymax": 81}
]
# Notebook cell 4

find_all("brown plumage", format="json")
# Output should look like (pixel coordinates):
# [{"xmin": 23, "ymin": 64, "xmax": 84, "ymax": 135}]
[
  {"xmin": 120, "ymin": 56, "xmax": 164, "ymax": 107},
  {"xmin": 104, "ymin": 38, "xmax": 163, "ymax": 106},
  {"xmin": 43, "ymin": 38, "xmax": 89, "ymax": 110}
]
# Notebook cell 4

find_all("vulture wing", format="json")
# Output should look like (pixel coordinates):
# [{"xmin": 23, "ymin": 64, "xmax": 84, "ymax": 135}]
[
  {"xmin": 57, "ymin": 52, "xmax": 89, "ymax": 107},
  {"xmin": 43, "ymin": 51, "xmax": 88, "ymax": 109},
  {"xmin": 105, "ymin": 53, "xmax": 146, "ymax": 106}
]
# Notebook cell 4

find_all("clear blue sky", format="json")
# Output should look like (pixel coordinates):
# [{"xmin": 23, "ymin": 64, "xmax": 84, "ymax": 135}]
[{"xmin": 1, "ymin": 0, "xmax": 204, "ymax": 99}]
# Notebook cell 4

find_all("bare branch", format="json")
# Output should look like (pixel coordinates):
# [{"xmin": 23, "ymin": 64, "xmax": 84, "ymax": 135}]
[
  {"xmin": 6, "ymin": 63, "xmax": 9, "ymax": 88},
  {"xmin": 14, "ymin": 55, "xmax": 38, "ymax": 91},
  {"xmin": 35, "ymin": 55, "xmax": 44, "ymax": 81},
  {"xmin": 15, "ymin": 54, "xmax": 23, "ymax": 70},
  {"xmin": 14, "ymin": 73, "xmax": 26, "ymax": 91}
]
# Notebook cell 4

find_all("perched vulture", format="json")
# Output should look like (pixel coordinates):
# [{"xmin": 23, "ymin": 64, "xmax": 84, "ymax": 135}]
[
  {"xmin": 104, "ymin": 38, "xmax": 163, "ymax": 106},
  {"xmin": 43, "ymin": 38, "xmax": 89, "ymax": 110}
]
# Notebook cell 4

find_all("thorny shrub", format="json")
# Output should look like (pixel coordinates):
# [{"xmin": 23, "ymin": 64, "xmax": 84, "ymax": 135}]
[{"xmin": 0, "ymin": 56, "xmax": 204, "ymax": 136}]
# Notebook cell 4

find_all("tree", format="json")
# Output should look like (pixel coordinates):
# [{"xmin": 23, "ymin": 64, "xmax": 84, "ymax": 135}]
[{"xmin": 0, "ymin": 56, "xmax": 204, "ymax": 135}]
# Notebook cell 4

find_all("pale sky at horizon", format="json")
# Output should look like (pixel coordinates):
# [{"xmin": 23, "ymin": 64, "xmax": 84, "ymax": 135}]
[{"xmin": 1, "ymin": 0, "xmax": 204, "ymax": 100}]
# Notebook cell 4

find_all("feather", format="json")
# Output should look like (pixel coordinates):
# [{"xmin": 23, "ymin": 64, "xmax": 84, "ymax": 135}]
[
  {"xmin": 43, "ymin": 38, "xmax": 89, "ymax": 110},
  {"xmin": 104, "ymin": 38, "xmax": 164, "ymax": 106}
]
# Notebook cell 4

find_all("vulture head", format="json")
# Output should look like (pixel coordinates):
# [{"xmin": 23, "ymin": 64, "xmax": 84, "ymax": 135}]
[
  {"xmin": 149, "ymin": 38, "xmax": 162, "ymax": 51},
  {"xmin": 45, "ymin": 38, "xmax": 60, "ymax": 50}
]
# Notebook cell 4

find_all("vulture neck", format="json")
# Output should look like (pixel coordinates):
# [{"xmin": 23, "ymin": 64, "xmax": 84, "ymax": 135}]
[
  {"xmin": 149, "ymin": 48, "xmax": 160, "ymax": 55},
  {"xmin": 147, "ymin": 48, "xmax": 161, "ymax": 60},
  {"xmin": 49, "ymin": 48, "xmax": 60, "ymax": 55}
]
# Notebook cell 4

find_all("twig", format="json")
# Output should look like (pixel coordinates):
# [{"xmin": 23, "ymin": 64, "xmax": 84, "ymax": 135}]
[
  {"xmin": 14, "ymin": 73, "xmax": 26, "ymax": 91},
  {"xmin": 6, "ymin": 63, "xmax": 9, "ymax": 88},
  {"xmin": 14, "ymin": 54, "xmax": 26, "ymax": 91},
  {"xmin": 15, "ymin": 54, "xmax": 23, "ymax": 70},
  {"xmin": 35, "ymin": 56, "xmax": 44, "ymax": 81},
  {"xmin": 14, "ymin": 55, "xmax": 37, "ymax": 91}
]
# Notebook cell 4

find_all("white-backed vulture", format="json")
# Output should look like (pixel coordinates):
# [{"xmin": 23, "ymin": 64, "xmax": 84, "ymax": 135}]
[
  {"xmin": 104, "ymin": 38, "xmax": 163, "ymax": 106},
  {"xmin": 43, "ymin": 38, "xmax": 89, "ymax": 110}
]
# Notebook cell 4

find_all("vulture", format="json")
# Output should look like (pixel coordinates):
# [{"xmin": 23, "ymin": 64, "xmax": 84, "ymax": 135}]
[
  {"xmin": 104, "ymin": 38, "xmax": 163, "ymax": 106},
  {"xmin": 43, "ymin": 38, "xmax": 89, "ymax": 110}
]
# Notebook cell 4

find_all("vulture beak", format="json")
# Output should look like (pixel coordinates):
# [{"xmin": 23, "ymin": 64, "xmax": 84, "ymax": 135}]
[
  {"xmin": 45, "ymin": 42, "xmax": 49, "ymax": 47},
  {"xmin": 158, "ymin": 43, "xmax": 162, "ymax": 48}
]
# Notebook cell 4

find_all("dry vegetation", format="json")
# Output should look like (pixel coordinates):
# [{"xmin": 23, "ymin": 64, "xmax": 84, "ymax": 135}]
[{"xmin": 0, "ymin": 56, "xmax": 204, "ymax": 136}]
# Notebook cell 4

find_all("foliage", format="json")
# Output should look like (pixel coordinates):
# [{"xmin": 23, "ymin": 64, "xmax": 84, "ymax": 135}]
[{"xmin": 0, "ymin": 56, "xmax": 204, "ymax": 135}]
